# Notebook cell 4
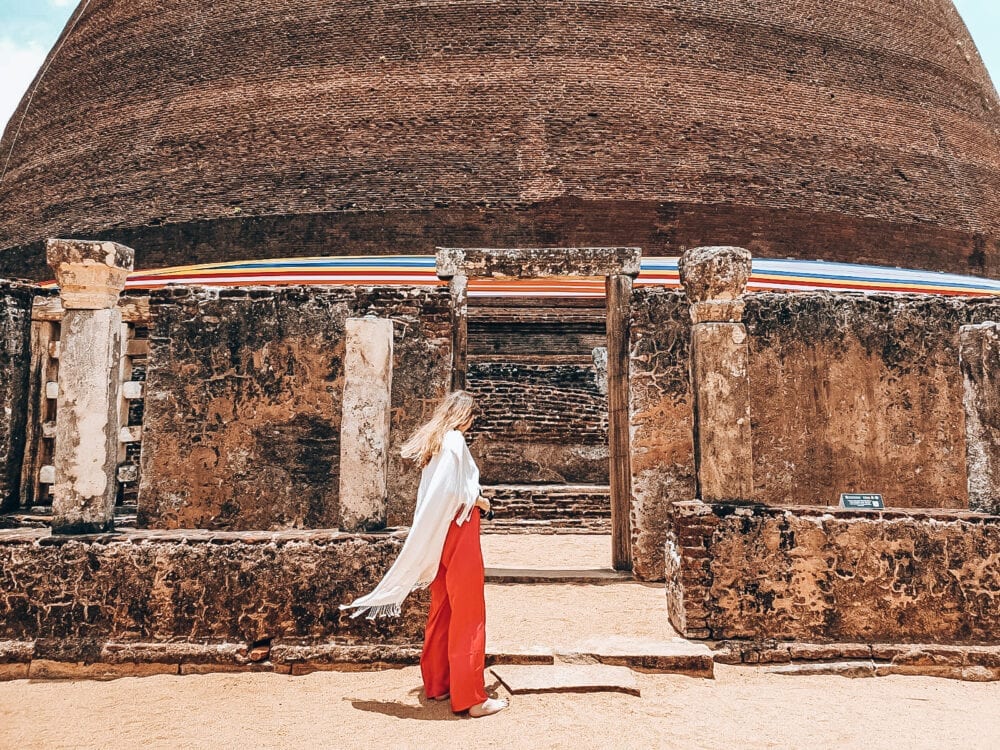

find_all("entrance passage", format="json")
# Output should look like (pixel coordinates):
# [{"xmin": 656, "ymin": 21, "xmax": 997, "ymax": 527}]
[
  {"xmin": 465, "ymin": 295, "xmax": 610, "ymax": 537},
  {"xmin": 436, "ymin": 247, "xmax": 637, "ymax": 570}
]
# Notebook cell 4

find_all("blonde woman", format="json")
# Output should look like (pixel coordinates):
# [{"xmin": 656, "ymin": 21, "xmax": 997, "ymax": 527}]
[{"xmin": 340, "ymin": 390, "xmax": 508, "ymax": 718}]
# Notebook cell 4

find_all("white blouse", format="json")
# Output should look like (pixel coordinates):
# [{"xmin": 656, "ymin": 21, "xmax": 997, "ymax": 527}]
[{"xmin": 339, "ymin": 430, "xmax": 481, "ymax": 619}]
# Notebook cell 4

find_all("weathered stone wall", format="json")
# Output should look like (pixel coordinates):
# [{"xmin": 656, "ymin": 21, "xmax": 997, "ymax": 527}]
[
  {"xmin": 666, "ymin": 501, "xmax": 1000, "ymax": 644},
  {"xmin": 467, "ymin": 362, "xmax": 607, "ymax": 484},
  {"xmin": 745, "ymin": 293, "xmax": 1000, "ymax": 508},
  {"xmin": 138, "ymin": 285, "xmax": 450, "ymax": 530},
  {"xmin": 0, "ymin": 281, "xmax": 36, "ymax": 511},
  {"xmin": 0, "ymin": 528, "xmax": 425, "ymax": 647},
  {"xmin": 628, "ymin": 288, "xmax": 695, "ymax": 581}
]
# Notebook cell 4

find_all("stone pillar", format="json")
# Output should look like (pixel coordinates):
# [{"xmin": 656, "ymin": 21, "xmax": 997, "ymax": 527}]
[
  {"xmin": 959, "ymin": 322, "xmax": 1000, "ymax": 514},
  {"xmin": 678, "ymin": 246, "xmax": 753, "ymax": 501},
  {"xmin": 449, "ymin": 275, "xmax": 468, "ymax": 390},
  {"xmin": 606, "ymin": 273, "xmax": 634, "ymax": 571},
  {"xmin": 339, "ymin": 317, "xmax": 394, "ymax": 531},
  {"xmin": 46, "ymin": 239, "xmax": 134, "ymax": 533}
]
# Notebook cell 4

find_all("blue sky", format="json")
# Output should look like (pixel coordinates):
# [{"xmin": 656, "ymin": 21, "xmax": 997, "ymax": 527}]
[{"xmin": 0, "ymin": 0, "xmax": 998, "ymax": 132}]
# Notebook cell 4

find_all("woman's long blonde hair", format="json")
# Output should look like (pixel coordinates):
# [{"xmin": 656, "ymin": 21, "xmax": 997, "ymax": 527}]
[{"xmin": 401, "ymin": 390, "xmax": 475, "ymax": 466}]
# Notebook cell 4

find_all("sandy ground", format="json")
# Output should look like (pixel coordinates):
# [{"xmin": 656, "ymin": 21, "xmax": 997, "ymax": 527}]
[
  {"xmin": 481, "ymin": 533, "xmax": 613, "ymax": 570},
  {"xmin": 482, "ymin": 533, "xmax": 681, "ymax": 648},
  {"xmin": 1, "ymin": 664, "xmax": 997, "ymax": 750},
  {"xmin": 485, "ymin": 581, "xmax": 681, "ymax": 649},
  {"xmin": 7, "ymin": 533, "xmax": 990, "ymax": 749}
]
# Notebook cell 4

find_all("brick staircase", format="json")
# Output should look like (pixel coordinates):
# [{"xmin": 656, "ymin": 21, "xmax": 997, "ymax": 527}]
[{"xmin": 480, "ymin": 484, "xmax": 610, "ymax": 534}]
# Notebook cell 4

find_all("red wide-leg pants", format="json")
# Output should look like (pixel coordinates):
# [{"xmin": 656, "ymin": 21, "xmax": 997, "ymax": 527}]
[{"xmin": 420, "ymin": 507, "xmax": 488, "ymax": 713}]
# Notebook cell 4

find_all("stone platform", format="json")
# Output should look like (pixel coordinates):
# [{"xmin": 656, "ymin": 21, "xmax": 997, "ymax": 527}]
[{"xmin": 480, "ymin": 484, "xmax": 611, "ymax": 534}]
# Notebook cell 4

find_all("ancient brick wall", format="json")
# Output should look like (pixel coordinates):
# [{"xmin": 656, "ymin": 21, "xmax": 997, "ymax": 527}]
[
  {"xmin": 138, "ymin": 285, "xmax": 450, "ymax": 530},
  {"xmin": 745, "ymin": 293, "xmax": 1000, "ymax": 508},
  {"xmin": 0, "ymin": 281, "xmax": 36, "ymax": 511},
  {"xmin": 666, "ymin": 501, "xmax": 1000, "ymax": 644},
  {"xmin": 0, "ymin": 529, "xmax": 426, "ymax": 648},
  {"xmin": 465, "ymin": 298, "xmax": 609, "ymax": 485},
  {"xmin": 467, "ymin": 362, "xmax": 608, "ymax": 484},
  {"xmin": 3, "ymin": 1, "xmax": 999, "ymax": 279}
]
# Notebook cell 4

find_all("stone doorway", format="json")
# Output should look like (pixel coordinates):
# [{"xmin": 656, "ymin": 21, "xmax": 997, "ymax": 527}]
[{"xmin": 436, "ymin": 247, "xmax": 638, "ymax": 571}]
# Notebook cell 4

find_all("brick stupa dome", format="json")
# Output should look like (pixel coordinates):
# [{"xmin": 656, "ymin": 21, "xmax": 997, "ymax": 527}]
[{"xmin": 1, "ymin": 1, "xmax": 999, "ymax": 279}]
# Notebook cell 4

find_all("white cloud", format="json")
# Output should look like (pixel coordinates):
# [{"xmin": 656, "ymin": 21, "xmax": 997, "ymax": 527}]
[{"xmin": 0, "ymin": 37, "xmax": 48, "ymax": 137}]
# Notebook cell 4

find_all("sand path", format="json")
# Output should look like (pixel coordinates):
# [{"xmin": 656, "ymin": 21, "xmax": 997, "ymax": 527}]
[{"xmin": 1, "ymin": 664, "xmax": 997, "ymax": 749}]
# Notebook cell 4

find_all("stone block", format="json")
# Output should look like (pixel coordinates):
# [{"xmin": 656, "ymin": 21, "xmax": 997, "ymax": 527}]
[
  {"xmin": 28, "ymin": 659, "xmax": 178, "ymax": 680},
  {"xmin": 138, "ymin": 285, "xmax": 450, "ymax": 530},
  {"xmin": 339, "ymin": 317, "xmax": 393, "ymax": 531},
  {"xmin": 768, "ymin": 661, "xmax": 876, "ymax": 678},
  {"xmin": 45, "ymin": 239, "xmax": 134, "ymax": 310},
  {"xmin": 674, "ymin": 503, "xmax": 1000, "ymax": 643},
  {"xmin": 489, "ymin": 664, "xmax": 640, "ymax": 696},
  {"xmin": 436, "ymin": 246, "xmax": 641, "ymax": 279},
  {"xmin": 0, "ymin": 663, "xmax": 29, "ymax": 681},
  {"xmin": 0, "ymin": 529, "xmax": 428, "ymax": 645},
  {"xmin": 690, "ymin": 322, "xmax": 752, "ymax": 500},
  {"xmin": 51, "ymin": 308, "xmax": 124, "ymax": 533}
]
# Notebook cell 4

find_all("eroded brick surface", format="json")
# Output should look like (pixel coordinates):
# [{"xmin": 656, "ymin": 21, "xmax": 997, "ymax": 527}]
[
  {"xmin": 1, "ymin": 3, "xmax": 998, "ymax": 278},
  {"xmin": 0, "ymin": 529, "xmax": 426, "ymax": 645},
  {"xmin": 668, "ymin": 502, "xmax": 1000, "ymax": 644},
  {"xmin": 745, "ymin": 293, "xmax": 1000, "ymax": 508},
  {"xmin": 138, "ymin": 285, "xmax": 450, "ymax": 530}
]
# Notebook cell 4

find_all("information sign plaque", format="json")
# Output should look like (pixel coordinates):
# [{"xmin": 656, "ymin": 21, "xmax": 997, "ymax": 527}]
[{"xmin": 839, "ymin": 493, "xmax": 884, "ymax": 509}]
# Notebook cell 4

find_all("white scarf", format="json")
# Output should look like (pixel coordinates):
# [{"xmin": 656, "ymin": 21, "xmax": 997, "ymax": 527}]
[{"xmin": 339, "ymin": 430, "xmax": 481, "ymax": 619}]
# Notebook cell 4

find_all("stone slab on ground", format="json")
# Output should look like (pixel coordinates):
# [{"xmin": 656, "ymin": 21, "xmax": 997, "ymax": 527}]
[
  {"xmin": 766, "ymin": 661, "xmax": 877, "ymax": 678},
  {"xmin": 558, "ymin": 636, "xmax": 714, "ymax": 677},
  {"xmin": 490, "ymin": 663, "xmax": 640, "ymax": 696},
  {"xmin": 485, "ymin": 566, "xmax": 632, "ymax": 584}
]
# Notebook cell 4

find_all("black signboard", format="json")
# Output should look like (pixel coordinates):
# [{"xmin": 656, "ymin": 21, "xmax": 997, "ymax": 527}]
[{"xmin": 839, "ymin": 493, "xmax": 884, "ymax": 509}]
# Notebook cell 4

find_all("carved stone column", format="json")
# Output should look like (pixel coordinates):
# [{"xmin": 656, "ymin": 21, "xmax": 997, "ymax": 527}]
[
  {"xmin": 678, "ymin": 246, "xmax": 753, "ymax": 501},
  {"xmin": 339, "ymin": 317, "xmax": 394, "ymax": 531},
  {"xmin": 46, "ymin": 239, "xmax": 134, "ymax": 533},
  {"xmin": 959, "ymin": 322, "xmax": 1000, "ymax": 514}
]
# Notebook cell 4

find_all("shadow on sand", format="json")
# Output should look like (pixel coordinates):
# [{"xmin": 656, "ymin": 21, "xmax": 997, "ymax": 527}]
[{"xmin": 349, "ymin": 680, "xmax": 505, "ymax": 721}]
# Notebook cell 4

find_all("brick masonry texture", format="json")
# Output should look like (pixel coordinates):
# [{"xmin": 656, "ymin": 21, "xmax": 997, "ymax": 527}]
[
  {"xmin": 2, "ymin": 2, "xmax": 999, "ymax": 279},
  {"xmin": 0, "ymin": 528, "xmax": 426, "ymax": 647},
  {"xmin": 138, "ymin": 285, "xmax": 450, "ymax": 530},
  {"xmin": 666, "ymin": 501, "xmax": 1000, "ymax": 644},
  {"xmin": 0, "ymin": 281, "xmax": 35, "ymax": 511},
  {"xmin": 744, "ymin": 293, "xmax": 1000, "ymax": 508},
  {"xmin": 467, "ymin": 362, "xmax": 608, "ymax": 484}
]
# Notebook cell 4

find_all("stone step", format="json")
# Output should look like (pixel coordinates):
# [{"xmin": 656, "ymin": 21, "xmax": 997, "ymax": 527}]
[
  {"xmin": 485, "ymin": 638, "xmax": 714, "ymax": 678},
  {"xmin": 490, "ymin": 663, "xmax": 640, "ymax": 695},
  {"xmin": 0, "ymin": 506, "xmax": 138, "ymax": 529},
  {"xmin": 481, "ymin": 484, "xmax": 611, "ymax": 533},
  {"xmin": 485, "ymin": 566, "xmax": 632, "ymax": 584},
  {"xmin": 483, "ymin": 518, "xmax": 611, "ymax": 535}
]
